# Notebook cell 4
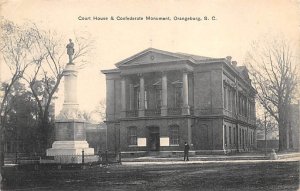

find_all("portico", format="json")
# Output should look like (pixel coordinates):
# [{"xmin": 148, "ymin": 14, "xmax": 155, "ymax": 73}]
[{"xmin": 120, "ymin": 70, "xmax": 192, "ymax": 118}]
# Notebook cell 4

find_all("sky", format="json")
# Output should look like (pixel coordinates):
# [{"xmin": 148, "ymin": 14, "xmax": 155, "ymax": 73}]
[{"xmin": 1, "ymin": 0, "xmax": 300, "ymax": 117}]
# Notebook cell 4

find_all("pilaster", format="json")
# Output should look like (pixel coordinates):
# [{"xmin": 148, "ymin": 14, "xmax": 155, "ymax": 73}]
[
  {"xmin": 121, "ymin": 76, "xmax": 126, "ymax": 118},
  {"xmin": 161, "ymin": 71, "xmax": 168, "ymax": 116},
  {"xmin": 182, "ymin": 70, "xmax": 190, "ymax": 115},
  {"xmin": 138, "ymin": 74, "xmax": 145, "ymax": 117}
]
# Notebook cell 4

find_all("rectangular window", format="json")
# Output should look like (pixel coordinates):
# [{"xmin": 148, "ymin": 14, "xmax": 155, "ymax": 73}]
[
  {"xmin": 228, "ymin": 89, "xmax": 231, "ymax": 111},
  {"xmin": 224, "ymin": 86, "xmax": 227, "ymax": 109},
  {"xmin": 174, "ymin": 85, "xmax": 183, "ymax": 108},
  {"xmin": 241, "ymin": 98, "xmax": 243, "ymax": 116},
  {"xmin": 144, "ymin": 90, "xmax": 148, "ymax": 109},
  {"xmin": 155, "ymin": 88, "xmax": 162, "ymax": 109},
  {"xmin": 244, "ymin": 130, "xmax": 246, "ymax": 146},
  {"xmin": 229, "ymin": 127, "xmax": 232, "ymax": 145},
  {"xmin": 233, "ymin": 127, "xmax": 236, "ymax": 145},
  {"xmin": 169, "ymin": 125, "xmax": 179, "ymax": 145},
  {"xmin": 224, "ymin": 125, "xmax": 227, "ymax": 146},
  {"xmin": 243, "ymin": 129, "xmax": 245, "ymax": 147},
  {"xmin": 128, "ymin": 127, "xmax": 137, "ymax": 145},
  {"xmin": 232, "ymin": 91, "xmax": 236, "ymax": 114},
  {"xmin": 244, "ymin": 99, "xmax": 246, "ymax": 116},
  {"xmin": 238, "ymin": 96, "xmax": 241, "ymax": 114},
  {"xmin": 239, "ymin": 128, "xmax": 242, "ymax": 146},
  {"xmin": 134, "ymin": 87, "xmax": 140, "ymax": 110}
]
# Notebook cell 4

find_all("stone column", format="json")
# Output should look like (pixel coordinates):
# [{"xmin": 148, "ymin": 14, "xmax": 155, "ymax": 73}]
[
  {"xmin": 64, "ymin": 65, "xmax": 78, "ymax": 104},
  {"xmin": 121, "ymin": 76, "xmax": 126, "ymax": 118},
  {"xmin": 161, "ymin": 72, "xmax": 168, "ymax": 116},
  {"xmin": 61, "ymin": 64, "xmax": 79, "ymax": 113},
  {"xmin": 138, "ymin": 74, "xmax": 145, "ymax": 117},
  {"xmin": 129, "ymin": 83, "xmax": 134, "ymax": 110},
  {"xmin": 182, "ymin": 71, "xmax": 190, "ymax": 115}
]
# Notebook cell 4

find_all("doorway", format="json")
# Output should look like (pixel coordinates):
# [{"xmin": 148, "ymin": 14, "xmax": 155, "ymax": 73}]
[{"xmin": 148, "ymin": 126, "xmax": 160, "ymax": 151}]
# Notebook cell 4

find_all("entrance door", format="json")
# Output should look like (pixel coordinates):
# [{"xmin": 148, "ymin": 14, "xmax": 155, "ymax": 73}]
[{"xmin": 148, "ymin": 127, "xmax": 160, "ymax": 151}]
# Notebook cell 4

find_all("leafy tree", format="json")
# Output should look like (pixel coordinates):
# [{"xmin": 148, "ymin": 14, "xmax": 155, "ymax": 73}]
[{"xmin": 3, "ymin": 81, "xmax": 40, "ymax": 154}]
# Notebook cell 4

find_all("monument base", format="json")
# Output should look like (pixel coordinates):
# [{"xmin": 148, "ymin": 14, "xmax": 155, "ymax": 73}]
[
  {"xmin": 47, "ymin": 141, "xmax": 94, "ymax": 155},
  {"xmin": 46, "ymin": 141, "xmax": 98, "ymax": 164}
]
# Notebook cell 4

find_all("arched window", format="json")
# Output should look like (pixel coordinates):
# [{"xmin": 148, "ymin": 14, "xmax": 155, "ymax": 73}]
[
  {"xmin": 127, "ymin": 126, "xmax": 137, "ymax": 145},
  {"xmin": 169, "ymin": 125, "xmax": 179, "ymax": 145}
]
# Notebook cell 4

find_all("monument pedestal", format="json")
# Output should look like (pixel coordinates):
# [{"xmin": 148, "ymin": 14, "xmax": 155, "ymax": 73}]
[
  {"xmin": 46, "ymin": 141, "xmax": 94, "ymax": 156},
  {"xmin": 46, "ymin": 141, "xmax": 98, "ymax": 164},
  {"xmin": 45, "ymin": 61, "xmax": 97, "ymax": 164},
  {"xmin": 46, "ymin": 120, "xmax": 98, "ymax": 164}
]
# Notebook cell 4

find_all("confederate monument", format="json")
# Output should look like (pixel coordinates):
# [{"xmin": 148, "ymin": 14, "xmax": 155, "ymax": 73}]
[{"xmin": 46, "ymin": 39, "xmax": 97, "ymax": 163}]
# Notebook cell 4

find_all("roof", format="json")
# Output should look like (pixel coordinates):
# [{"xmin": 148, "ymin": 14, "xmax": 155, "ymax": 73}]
[
  {"xmin": 102, "ymin": 47, "xmax": 256, "ymax": 91},
  {"xmin": 115, "ymin": 48, "xmax": 222, "ymax": 67},
  {"xmin": 174, "ymin": 52, "xmax": 213, "ymax": 61}
]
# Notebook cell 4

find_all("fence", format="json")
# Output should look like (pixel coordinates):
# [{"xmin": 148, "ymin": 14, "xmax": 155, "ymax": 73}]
[{"xmin": 4, "ymin": 151, "xmax": 121, "ymax": 165}]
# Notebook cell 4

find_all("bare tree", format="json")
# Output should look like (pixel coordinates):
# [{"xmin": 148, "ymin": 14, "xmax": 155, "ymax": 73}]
[
  {"xmin": 0, "ymin": 18, "xmax": 34, "ymax": 169},
  {"xmin": 81, "ymin": 99, "xmax": 106, "ymax": 124},
  {"xmin": 95, "ymin": 99, "xmax": 106, "ymax": 122},
  {"xmin": 0, "ymin": 19, "xmax": 34, "ymax": 117},
  {"xmin": 246, "ymin": 39, "xmax": 298, "ymax": 151}
]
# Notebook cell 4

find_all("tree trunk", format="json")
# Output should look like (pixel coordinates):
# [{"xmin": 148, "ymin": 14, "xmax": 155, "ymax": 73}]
[
  {"xmin": 0, "ymin": 134, "xmax": 5, "ymax": 173},
  {"xmin": 39, "ymin": 114, "xmax": 54, "ymax": 155},
  {"xmin": 0, "ymin": 117, "xmax": 6, "ymax": 177},
  {"xmin": 40, "ymin": 121, "xmax": 49, "ymax": 155},
  {"xmin": 278, "ymin": 120, "xmax": 287, "ymax": 151},
  {"xmin": 288, "ymin": 123, "xmax": 293, "ymax": 149}
]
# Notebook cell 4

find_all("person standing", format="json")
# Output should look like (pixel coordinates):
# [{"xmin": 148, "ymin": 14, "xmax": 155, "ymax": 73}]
[{"xmin": 184, "ymin": 142, "xmax": 190, "ymax": 161}]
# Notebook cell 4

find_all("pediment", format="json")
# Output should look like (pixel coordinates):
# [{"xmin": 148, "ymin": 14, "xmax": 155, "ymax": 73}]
[{"xmin": 116, "ymin": 48, "xmax": 186, "ymax": 67}]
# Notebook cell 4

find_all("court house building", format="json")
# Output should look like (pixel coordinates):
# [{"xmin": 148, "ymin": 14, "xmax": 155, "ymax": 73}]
[{"xmin": 101, "ymin": 48, "xmax": 256, "ymax": 155}]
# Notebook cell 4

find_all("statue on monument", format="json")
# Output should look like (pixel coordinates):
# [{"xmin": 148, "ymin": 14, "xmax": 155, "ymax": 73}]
[{"xmin": 66, "ymin": 39, "xmax": 75, "ymax": 64}]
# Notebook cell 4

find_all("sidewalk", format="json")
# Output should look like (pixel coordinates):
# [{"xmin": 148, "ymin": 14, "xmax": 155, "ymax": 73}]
[{"xmin": 121, "ymin": 152, "xmax": 300, "ymax": 166}]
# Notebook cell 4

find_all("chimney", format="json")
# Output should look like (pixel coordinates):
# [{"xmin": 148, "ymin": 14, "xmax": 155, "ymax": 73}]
[
  {"xmin": 232, "ymin": 61, "xmax": 237, "ymax": 67},
  {"xmin": 226, "ymin": 56, "xmax": 232, "ymax": 62}
]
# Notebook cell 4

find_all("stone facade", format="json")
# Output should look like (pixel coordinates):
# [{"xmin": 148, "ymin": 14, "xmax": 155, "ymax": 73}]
[{"xmin": 102, "ymin": 48, "xmax": 256, "ymax": 155}]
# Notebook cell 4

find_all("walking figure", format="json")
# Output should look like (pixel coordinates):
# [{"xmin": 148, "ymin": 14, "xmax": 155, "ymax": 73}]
[{"xmin": 184, "ymin": 142, "xmax": 190, "ymax": 161}]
